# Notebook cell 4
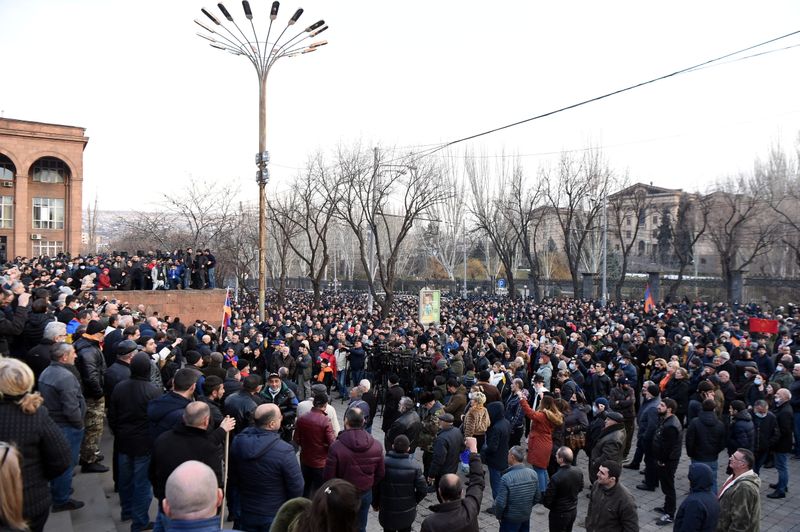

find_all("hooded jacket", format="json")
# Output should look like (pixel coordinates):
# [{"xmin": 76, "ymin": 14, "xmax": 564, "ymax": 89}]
[
  {"xmin": 481, "ymin": 401, "xmax": 510, "ymax": 471},
  {"xmin": 324, "ymin": 427, "xmax": 385, "ymax": 492},
  {"xmin": 148, "ymin": 390, "xmax": 192, "ymax": 442},
  {"xmin": 109, "ymin": 355, "xmax": 162, "ymax": 456},
  {"xmin": 717, "ymin": 470, "xmax": 761, "ymax": 532},
  {"xmin": 230, "ymin": 426, "xmax": 303, "ymax": 517},
  {"xmin": 429, "ymin": 424, "xmax": 464, "ymax": 479},
  {"xmin": 590, "ymin": 423, "xmax": 626, "ymax": 479},
  {"xmin": 686, "ymin": 410, "xmax": 726, "ymax": 461},
  {"xmin": 673, "ymin": 463, "xmax": 719, "ymax": 532},
  {"xmin": 727, "ymin": 409, "xmax": 755, "ymax": 454}
]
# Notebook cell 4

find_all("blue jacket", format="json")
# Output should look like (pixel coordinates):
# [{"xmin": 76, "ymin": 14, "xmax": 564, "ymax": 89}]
[
  {"xmin": 673, "ymin": 463, "xmax": 720, "ymax": 532},
  {"xmin": 637, "ymin": 395, "xmax": 660, "ymax": 444},
  {"xmin": 481, "ymin": 402, "xmax": 510, "ymax": 471},
  {"xmin": 494, "ymin": 463, "xmax": 540, "ymax": 523},
  {"xmin": 230, "ymin": 426, "xmax": 303, "ymax": 518},
  {"xmin": 147, "ymin": 391, "xmax": 191, "ymax": 441}
]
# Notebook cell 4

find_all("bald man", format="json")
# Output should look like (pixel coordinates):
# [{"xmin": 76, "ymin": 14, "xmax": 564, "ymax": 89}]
[
  {"xmin": 229, "ymin": 403, "xmax": 303, "ymax": 529},
  {"xmin": 163, "ymin": 461, "xmax": 222, "ymax": 528}
]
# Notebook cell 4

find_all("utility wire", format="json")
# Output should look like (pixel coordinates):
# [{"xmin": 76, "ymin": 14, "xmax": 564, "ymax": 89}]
[{"xmin": 400, "ymin": 29, "xmax": 800, "ymax": 163}]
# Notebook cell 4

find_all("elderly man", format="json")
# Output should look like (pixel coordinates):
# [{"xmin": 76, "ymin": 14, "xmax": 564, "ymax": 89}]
[
  {"xmin": 384, "ymin": 396, "xmax": 422, "ymax": 453},
  {"xmin": 767, "ymin": 388, "xmax": 793, "ymax": 498},
  {"xmin": 718, "ymin": 449, "xmax": 761, "ymax": 532},
  {"xmin": 26, "ymin": 320, "xmax": 68, "ymax": 384},
  {"xmin": 428, "ymin": 413, "xmax": 463, "ymax": 492},
  {"xmin": 38, "ymin": 342, "xmax": 86, "ymax": 512},
  {"xmin": 589, "ymin": 410, "xmax": 625, "ymax": 484},
  {"xmin": 543, "ymin": 447, "xmax": 583, "ymax": 532},
  {"xmin": 162, "ymin": 461, "xmax": 224, "ymax": 531}
]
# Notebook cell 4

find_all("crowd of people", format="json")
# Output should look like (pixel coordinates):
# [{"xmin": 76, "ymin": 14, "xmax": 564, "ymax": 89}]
[
  {"xmin": 0, "ymin": 256, "xmax": 798, "ymax": 532},
  {"xmin": 4, "ymin": 249, "xmax": 218, "ymax": 292}
]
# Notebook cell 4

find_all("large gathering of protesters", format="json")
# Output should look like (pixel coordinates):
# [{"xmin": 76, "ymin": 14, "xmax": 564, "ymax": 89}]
[{"xmin": 0, "ymin": 253, "xmax": 799, "ymax": 532}]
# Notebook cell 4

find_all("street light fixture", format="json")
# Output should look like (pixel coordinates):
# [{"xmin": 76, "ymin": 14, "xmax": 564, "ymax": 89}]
[{"xmin": 195, "ymin": 1, "xmax": 328, "ymax": 321}]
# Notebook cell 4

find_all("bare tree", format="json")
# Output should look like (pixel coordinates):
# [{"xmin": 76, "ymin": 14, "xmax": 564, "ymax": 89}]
[
  {"xmin": 508, "ymin": 168, "xmax": 544, "ymax": 300},
  {"xmin": 333, "ymin": 145, "xmax": 448, "ymax": 318},
  {"xmin": 423, "ymin": 154, "xmax": 468, "ymax": 283},
  {"xmin": 467, "ymin": 154, "xmax": 521, "ymax": 299},
  {"xmin": 666, "ymin": 192, "xmax": 710, "ymax": 301},
  {"xmin": 266, "ymin": 199, "xmax": 299, "ymax": 306},
  {"xmin": 163, "ymin": 180, "xmax": 238, "ymax": 249},
  {"xmin": 762, "ymin": 140, "xmax": 800, "ymax": 273},
  {"xmin": 217, "ymin": 202, "xmax": 259, "ymax": 298},
  {"xmin": 83, "ymin": 194, "xmax": 100, "ymax": 254},
  {"xmin": 607, "ymin": 181, "xmax": 652, "ymax": 302},
  {"xmin": 706, "ymin": 174, "xmax": 781, "ymax": 302},
  {"xmin": 543, "ymin": 148, "xmax": 613, "ymax": 298}
]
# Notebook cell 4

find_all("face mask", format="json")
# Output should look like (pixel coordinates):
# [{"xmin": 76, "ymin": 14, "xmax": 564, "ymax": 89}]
[
  {"xmin": 592, "ymin": 405, "xmax": 599, "ymax": 415},
  {"xmin": 755, "ymin": 411, "xmax": 767, "ymax": 418},
  {"xmin": 468, "ymin": 392, "xmax": 474, "ymax": 400},
  {"xmin": 775, "ymin": 398, "xmax": 782, "ymax": 406},
  {"xmin": 568, "ymin": 363, "xmax": 576, "ymax": 371},
  {"xmin": 754, "ymin": 378, "xmax": 762, "ymax": 385},
  {"xmin": 776, "ymin": 366, "xmax": 784, "ymax": 372}
]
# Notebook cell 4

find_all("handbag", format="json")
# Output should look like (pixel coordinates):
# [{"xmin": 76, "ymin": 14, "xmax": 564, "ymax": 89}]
[{"xmin": 565, "ymin": 427, "xmax": 586, "ymax": 450}]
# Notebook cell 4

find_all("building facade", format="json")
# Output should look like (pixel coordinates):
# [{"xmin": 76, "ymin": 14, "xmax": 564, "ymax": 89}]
[{"xmin": 0, "ymin": 118, "xmax": 87, "ymax": 261}]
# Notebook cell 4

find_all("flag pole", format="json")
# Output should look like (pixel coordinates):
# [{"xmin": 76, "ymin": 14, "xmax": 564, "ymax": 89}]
[
  {"xmin": 219, "ymin": 429, "xmax": 230, "ymax": 528},
  {"xmin": 221, "ymin": 287, "xmax": 230, "ymax": 334}
]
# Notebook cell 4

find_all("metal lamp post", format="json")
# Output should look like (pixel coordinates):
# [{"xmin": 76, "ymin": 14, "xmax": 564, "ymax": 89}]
[{"xmin": 195, "ymin": 1, "xmax": 328, "ymax": 320}]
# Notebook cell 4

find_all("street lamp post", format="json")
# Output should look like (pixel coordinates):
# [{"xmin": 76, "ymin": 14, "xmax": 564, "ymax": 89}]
[
  {"xmin": 601, "ymin": 193, "xmax": 608, "ymax": 307},
  {"xmin": 196, "ymin": 1, "xmax": 328, "ymax": 321}
]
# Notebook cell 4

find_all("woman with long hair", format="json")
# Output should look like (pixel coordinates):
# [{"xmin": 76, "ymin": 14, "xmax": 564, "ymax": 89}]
[
  {"xmin": 0, "ymin": 442, "xmax": 26, "ymax": 532},
  {"xmin": 517, "ymin": 390, "xmax": 563, "ymax": 493},
  {"xmin": 0, "ymin": 358, "xmax": 71, "ymax": 532},
  {"xmin": 270, "ymin": 478, "xmax": 360, "ymax": 532}
]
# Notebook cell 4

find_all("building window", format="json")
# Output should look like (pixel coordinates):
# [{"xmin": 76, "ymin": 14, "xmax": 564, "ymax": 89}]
[
  {"xmin": 32, "ymin": 240, "xmax": 63, "ymax": 256},
  {"xmin": 0, "ymin": 196, "xmax": 12, "ymax": 228},
  {"xmin": 0, "ymin": 154, "xmax": 15, "ymax": 181},
  {"xmin": 625, "ymin": 230, "xmax": 632, "ymax": 239},
  {"xmin": 31, "ymin": 157, "xmax": 69, "ymax": 183},
  {"xmin": 652, "ymin": 215, "xmax": 659, "ymax": 225},
  {"xmin": 32, "ymin": 197, "xmax": 65, "ymax": 229},
  {"xmin": 625, "ymin": 216, "xmax": 631, "ymax": 227}
]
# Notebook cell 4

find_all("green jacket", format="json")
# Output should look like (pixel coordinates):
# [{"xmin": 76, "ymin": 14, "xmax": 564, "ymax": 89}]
[
  {"xmin": 418, "ymin": 402, "xmax": 444, "ymax": 452},
  {"xmin": 717, "ymin": 471, "xmax": 761, "ymax": 532}
]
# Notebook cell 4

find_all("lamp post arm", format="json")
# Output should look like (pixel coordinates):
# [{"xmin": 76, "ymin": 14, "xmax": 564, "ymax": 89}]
[{"xmin": 258, "ymin": 18, "xmax": 276, "ymax": 70}]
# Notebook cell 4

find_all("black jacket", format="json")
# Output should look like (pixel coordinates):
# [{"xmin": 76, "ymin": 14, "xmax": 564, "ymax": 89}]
[
  {"xmin": 74, "ymin": 336, "xmax": 106, "ymax": 400},
  {"xmin": 543, "ymin": 463, "xmax": 584, "ymax": 513},
  {"xmin": 103, "ymin": 360, "xmax": 131, "ymax": 404},
  {"xmin": 652, "ymin": 414, "xmax": 682, "ymax": 462},
  {"xmin": 429, "ymin": 425, "xmax": 464, "ymax": 479},
  {"xmin": 109, "ymin": 375, "xmax": 162, "ymax": 456},
  {"xmin": 384, "ymin": 410, "xmax": 422, "ymax": 453},
  {"xmin": 373, "ymin": 450, "xmax": 427, "ymax": 530},
  {"xmin": 223, "ymin": 390, "xmax": 260, "ymax": 435},
  {"xmin": 24, "ymin": 339, "xmax": 54, "ymax": 386},
  {"xmin": 773, "ymin": 401, "xmax": 794, "ymax": 453},
  {"xmin": 149, "ymin": 423, "xmax": 225, "ymax": 501},
  {"xmin": 727, "ymin": 409, "xmax": 755, "ymax": 454},
  {"xmin": 686, "ymin": 410, "xmax": 726, "ymax": 461},
  {"xmin": 382, "ymin": 384, "xmax": 405, "ymax": 432},
  {"xmin": 147, "ymin": 391, "xmax": 192, "ymax": 442},
  {"xmin": 752, "ymin": 411, "xmax": 779, "ymax": 454},
  {"xmin": 0, "ymin": 303, "xmax": 28, "ymax": 356},
  {"xmin": 481, "ymin": 401, "xmax": 510, "ymax": 471},
  {"xmin": 0, "ymin": 399, "xmax": 71, "ymax": 520},
  {"xmin": 421, "ymin": 453, "xmax": 484, "ymax": 532}
]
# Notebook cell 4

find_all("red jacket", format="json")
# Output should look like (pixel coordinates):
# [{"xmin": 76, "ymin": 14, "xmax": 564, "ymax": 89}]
[
  {"xmin": 520, "ymin": 398, "xmax": 558, "ymax": 468},
  {"xmin": 294, "ymin": 408, "xmax": 335, "ymax": 468},
  {"xmin": 324, "ymin": 428, "xmax": 384, "ymax": 492}
]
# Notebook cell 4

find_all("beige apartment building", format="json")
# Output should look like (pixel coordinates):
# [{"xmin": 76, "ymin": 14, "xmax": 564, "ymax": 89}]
[{"xmin": 0, "ymin": 118, "xmax": 87, "ymax": 261}]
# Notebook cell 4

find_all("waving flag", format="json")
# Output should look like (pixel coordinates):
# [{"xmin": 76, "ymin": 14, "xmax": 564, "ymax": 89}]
[
  {"xmin": 748, "ymin": 318, "xmax": 778, "ymax": 335},
  {"xmin": 222, "ymin": 288, "xmax": 232, "ymax": 330},
  {"xmin": 644, "ymin": 284, "xmax": 655, "ymax": 313}
]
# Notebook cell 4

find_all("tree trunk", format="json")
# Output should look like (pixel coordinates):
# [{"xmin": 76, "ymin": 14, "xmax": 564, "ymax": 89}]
[
  {"xmin": 570, "ymin": 268, "xmax": 581, "ymax": 299},
  {"xmin": 311, "ymin": 278, "xmax": 321, "ymax": 309},
  {"xmin": 529, "ymin": 272, "xmax": 541, "ymax": 301},
  {"xmin": 666, "ymin": 264, "xmax": 688, "ymax": 302}
]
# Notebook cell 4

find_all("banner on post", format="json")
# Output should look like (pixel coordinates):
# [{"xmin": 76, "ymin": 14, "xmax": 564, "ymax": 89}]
[{"xmin": 419, "ymin": 289, "xmax": 441, "ymax": 325}]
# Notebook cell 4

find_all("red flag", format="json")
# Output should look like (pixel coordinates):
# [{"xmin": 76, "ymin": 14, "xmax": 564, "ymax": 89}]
[{"xmin": 748, "ymin": 318, "xmax": 778, "ymax": 335}]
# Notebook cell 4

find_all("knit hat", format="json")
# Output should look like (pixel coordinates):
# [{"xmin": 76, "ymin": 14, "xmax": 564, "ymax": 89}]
[
  {"xmin": 86, "ymin": 320, "xmax": 104, "ymax": 335},
  {"xmin": 594, "ymin": 397, "xmax": 610, "ymax": 408}
]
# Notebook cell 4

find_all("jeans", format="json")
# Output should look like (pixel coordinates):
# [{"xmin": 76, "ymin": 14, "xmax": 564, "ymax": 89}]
[
  {"xmin": 774, "ymin": 452, "xmax": 789, "ymax": 493},
  {"xmin": 691, "ymin": 459, "xmax": 719, "ymax": 494},
  {"xmin": 357, "ymin": 490, "xmax": 372, "ymax": 532},
  {"xmin": 351, "ymin": 369, "xmax": 364, "ymax": 387},
  {"xmin": 207, "ymin": 267, "xmax": 216, "ymax": 289},
  {"xmin": 118, "ymin": 453, "xmax": 152, "ymax": 531},
  {"xmin": 489, "ymin": 467, "xmax": 502, "ymax": 500},
  {"xmin": 239, "ymin": 513, "xmax": 274, "ymax": 532},
  {"xmin": 657, "ymin": 460, "xmax": 678, "ymax": 518},
  {"xmin": 301, "ymin": 464, "xmax": 325, "ymax": 498},
  {"xmin": 499, "ymin": 520, "xmax": 530, "ymax": 532},
  {"xmin": 628, "ymin": 442, "xmax": 644, "ymax": 468},
  {"xmin": 337, "ymin": 371, "xmax": 348, "ymax": 396},
  {"xmin": 754, "ymin": 451, "xmax": 769, "ymax": 474},
  {"xmin": 153, "ymin": 507, "xmax": 171, "ymax": 532},
  {"xmin": 533, "ymin": 466, "xmax": 549, "ymax": 493},
  {"xmin": 548, "ymin": 509, "xmax": 577, "ymax": 532},
  {"xmin": 51, "ymin": 425, "xmax": 84, "ymax": 505}
]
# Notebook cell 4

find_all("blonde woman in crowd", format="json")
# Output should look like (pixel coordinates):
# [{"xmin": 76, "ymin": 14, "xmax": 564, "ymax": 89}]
[{"xmin": 463, "ymin": 389, "xmax": 490, "ymax": 450}]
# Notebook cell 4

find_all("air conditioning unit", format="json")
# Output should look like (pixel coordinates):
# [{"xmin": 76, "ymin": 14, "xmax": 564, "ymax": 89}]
[
  {"xmin": 30, "ymin": 234, "xmax": 42, "ymax": 240},
  {"xmin": 1, "ymin": 182, "xmax": 12, "ymax": 188}
]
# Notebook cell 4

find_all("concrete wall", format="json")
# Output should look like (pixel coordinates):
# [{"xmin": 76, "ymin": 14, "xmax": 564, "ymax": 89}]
[{"xmin": 100, "ymin": 289, "xmax": 228, "ymax": 325}]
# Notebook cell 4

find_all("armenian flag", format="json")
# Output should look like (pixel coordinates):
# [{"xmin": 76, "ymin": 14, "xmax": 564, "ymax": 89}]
[
  {"xmin": 644, "ymin": 284, "xmax": 655, "ymax": 313},
  {"xmin": 222, "ymin": 288, "xmax": 232, "ymax": 330}
]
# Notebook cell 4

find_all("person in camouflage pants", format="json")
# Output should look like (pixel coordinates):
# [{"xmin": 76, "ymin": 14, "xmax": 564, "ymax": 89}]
[
  {"xmin": 73, "ymin": 321, "xmax": 110, "ymax": 472},
  {"xmin": 418, "ymin": 391, "xmax": 445, "ymax": 478}
]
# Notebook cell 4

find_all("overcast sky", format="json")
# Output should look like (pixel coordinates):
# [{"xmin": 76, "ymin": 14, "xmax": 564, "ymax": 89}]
[{"xmin": 1, "ymin": 0, "xmax": 799, "ymax": 211}]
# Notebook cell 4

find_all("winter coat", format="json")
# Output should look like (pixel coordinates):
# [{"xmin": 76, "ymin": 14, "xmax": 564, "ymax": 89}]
[
  {"xmin": 686, "ymin": 410, "xmax": 726, "ymax": 462},
  {"xmin": 373, "ymin": 451, "xmax": 427, "ymax": 531},
  {"xmin": 38, "ymin": 361, "xmax": 86, "ymax": 428},
  {"xmin": 444, "ymin": 385, "xmax": 468, "ymax": 427},
  {"xmin": 674, "ymin": 463, "xmax": 720, "ymax": 532},
  {"xmin": 324, "ymin": 428, "xmax": 385, "ymax": 492},
  {"xmin": 590, "ymin": 424, "xmax": 626, "ymax": 480},
  {"xmin": 664, "ymin": 377, "xmax": 690, "ymax": 416},
  {"xmin": 543, "ymin": 463, "xmax": 583, "ymax": 514},
  {"xmin": 0, "ymin": 398, "xmax": 71, "ymax": 521},
  {"xmin": 73, "ymin": 336, "xmax": 106, "ymax": 400},
  {"xmin": 717, "ymin": 471, "xmax": 761, "ymax": 532},
  {"xmin": 481, "ymin": 401, "xmax": 510, "ymax": 471},
  {"xmin": 463, "ymin": 404, "xmax": 489, "ymax": 437},
  {"xmin": 637, "ymin": 395, "xmax": 660, "ymax": 445},
  {"xmin": 520, "ymin": 397, "xmax": 561, "ymax": 468},
  {"xmin": 429, "ymin": 425, "xmax": 464, "ymax": 479},
  {"xmin": 751, "ymin": 411, "xmax": 779, "ymax": 454},
  {"xmin": 585, "ymin": 480, "xmax": 638, "ymax": 532},
  {"xmin": 652, "ymin": 414, "xmax": 682, "ymax": 463},
  {"xmin": 382, "ymin": 384, "xmax": 405, "ymax": 432},
  {"xmin": 293, "ymin": 407, "xmax": 335, "ymax": 469},
  {"xmin": 773, "ymin": 401, "xmax": 794, "ymax": 453},
  {"xmin": 223, "ymin": 390, "xmax": 260, "ymax": 435},
  {"xmin": 417, "ymin": 401, "xmax": 444, "ymax": 452},
  {"xmin": 24, "ymin": 339, "xmax": 54, "ymax": 385},
  {"xmin": 109, "ymin": 374, "xmax": 162, "ymax": 456},
  {"xmin": 148, "ymin": 391, "xmax": 192, "ymax": 442},
  {"xmin": 504, "ymin": 391, "xmax": 526, "ymax": 429},
  {"xmin": 494, "ymin": 463, "xmax": 541, "ymax": 523},
  {"xmin": 149, "ymin": 423, "xmax": 225, "ymax": 502},
  {"xmin": 230, "ymin": 427, "xmax": 303, "ymax": 517},
  {"xmin": 103, "ymin": 360, "xmax": 131, "ymax": 404},
  {"xmin": 727, "ymin": 409, "xmax": 755, "ymax": 454},
  {"xmin": 421, "ymin": 453, "xmax": 484, "ymax": 532},
  {"xmin": 609, "ymin": 385, "xmax": 636, "ymax": 419},
  {"xmin": 0, "ymin": 303, "xmax": 28, "ymax": 356},
  {"xmin": 384, "ymin": 409, "xmax": 422, "ymax": 453},
  {"xmin": 20, "ymin": 311, "xmax": 54, "ymax": 352}
]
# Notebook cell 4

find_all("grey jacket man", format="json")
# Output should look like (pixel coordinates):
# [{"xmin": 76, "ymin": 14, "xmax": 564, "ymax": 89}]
[{"xmin": 39, "ymin": 361, "xmax": 87, "ymax": 428}]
